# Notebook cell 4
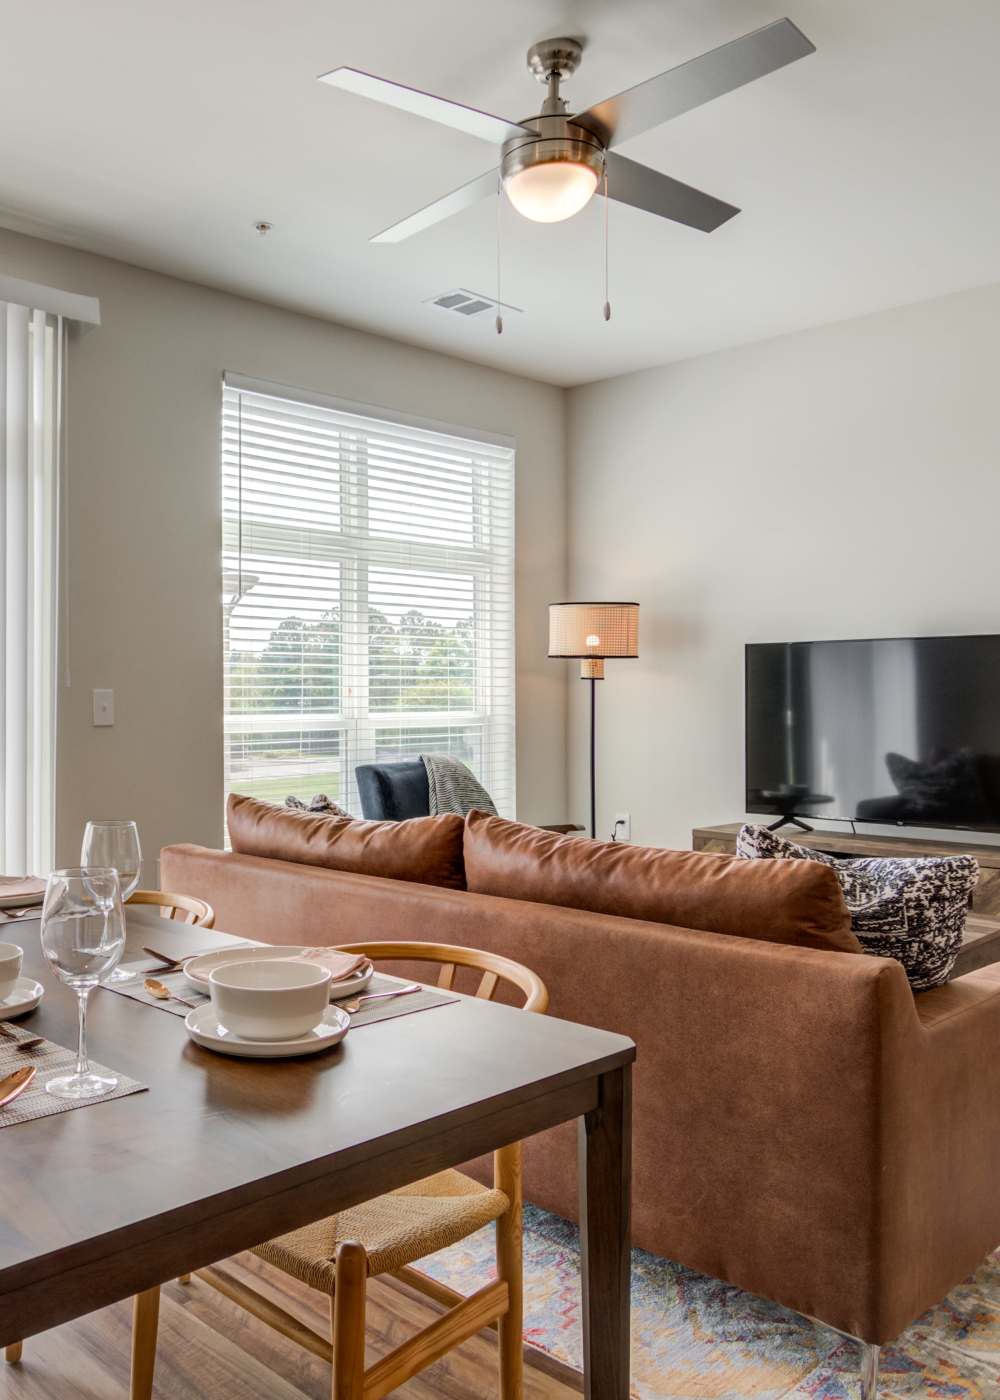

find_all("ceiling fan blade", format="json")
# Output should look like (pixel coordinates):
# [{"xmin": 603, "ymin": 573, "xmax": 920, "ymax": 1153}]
[
  {"xmin": 318, "ymin": 67, "xmax": 535, "ymax": 145},
  {"xmin": 605, "ymin": 152, "xmax": 739, "ymax": 233},
  {"xmin": 371, "ymin": 168, "xmax": 499, "ymax": 244},
  {"xmin": 575, "ymin": 18, "xmax": 815, "ymax": 147}
]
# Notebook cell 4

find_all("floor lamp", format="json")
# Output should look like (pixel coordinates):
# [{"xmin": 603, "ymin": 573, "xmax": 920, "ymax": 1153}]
[{"xmin": 548, "ymin": 602, "xmax": 640, "ymax": 839}]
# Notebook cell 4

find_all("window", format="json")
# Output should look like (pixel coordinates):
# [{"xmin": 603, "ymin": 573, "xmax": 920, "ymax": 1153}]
[
  {"xmin": 222, "ymin": 376, "xmax": 515, "ymax": 821},
  {"xmin": 0, "ymin": 301, "xmax": 63, "ymax": 874}
]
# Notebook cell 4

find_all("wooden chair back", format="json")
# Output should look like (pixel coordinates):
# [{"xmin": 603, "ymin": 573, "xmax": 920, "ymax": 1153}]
[
  {"xmin": 336, "ymin": 940, "xmax": 548, "ymax": 1014},
  {"xmin": 127, "ymin": 890, "xmax": 215, "ymax": 928}
]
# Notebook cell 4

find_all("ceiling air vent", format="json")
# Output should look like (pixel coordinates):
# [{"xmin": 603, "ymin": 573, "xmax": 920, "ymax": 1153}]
[{"xmin": 426, "ymin": 288, "xmax": 523, "ymax": 319}]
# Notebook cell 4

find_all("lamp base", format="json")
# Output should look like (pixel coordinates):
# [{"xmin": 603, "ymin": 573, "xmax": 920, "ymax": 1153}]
[{"xmin": 580, "ymin": 658, "xmax": 605, "ymax": 680}]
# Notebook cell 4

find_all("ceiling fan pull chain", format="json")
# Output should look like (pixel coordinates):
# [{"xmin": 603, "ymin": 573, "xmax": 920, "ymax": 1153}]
[
  {"xmin": 602, "ymin": 159, "xmax": 611, "ymax": 322},
  {"xmin": 495, "ymin": 175, "xmax": 504, "ymax": 335}
]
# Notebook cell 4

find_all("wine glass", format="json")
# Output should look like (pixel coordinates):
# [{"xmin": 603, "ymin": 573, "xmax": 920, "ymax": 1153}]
[
  {"xmin": 40, "ymin": 868, "xmax": 125, "ymax": 1099},
  {"xmin": 81, "ymin": 821, "xmax": 141, "ymax": 985}
]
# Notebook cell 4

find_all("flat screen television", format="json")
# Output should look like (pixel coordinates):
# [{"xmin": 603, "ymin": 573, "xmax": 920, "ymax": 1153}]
[{"xmin": 745, "ymin": 634, "xmax": 1000, "ymax": 833}]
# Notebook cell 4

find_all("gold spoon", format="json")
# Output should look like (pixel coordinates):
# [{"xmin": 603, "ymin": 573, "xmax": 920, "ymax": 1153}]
[
  {"xmin": 0, "ymin": 1065, "xmax": 36, "ymax": 1108},
  {"xmin": 144, "ymin": 978, "xmax": 198, "ymax": 1009}
]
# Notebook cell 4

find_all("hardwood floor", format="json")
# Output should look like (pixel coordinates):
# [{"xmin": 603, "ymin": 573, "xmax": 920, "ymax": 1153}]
[{"xmin": 0, "ymin": 1254, "xmax": 582, "ymax": 1398}]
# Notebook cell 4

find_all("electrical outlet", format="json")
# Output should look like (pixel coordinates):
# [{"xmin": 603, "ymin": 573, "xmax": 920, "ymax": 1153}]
[
  {"xmin": 612, "ymin": 811, "xmax": 631, "ymax": 842},
  {"xmin": 92, "ymin": 689, "xmax": 114, "ymax": 726}
]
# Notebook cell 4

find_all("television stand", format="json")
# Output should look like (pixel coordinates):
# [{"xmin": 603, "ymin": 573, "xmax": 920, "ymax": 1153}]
[
  {"xmin": 766, "ymin": 815, "xmax": 815, "ymax": 834},
  {"xmin": 692, "ymin": 821, "xmax": 1000, "ymax": 977},
  {"xmin": 692, "ymin": 822, "xmax": 1000, "ymax": 917}
]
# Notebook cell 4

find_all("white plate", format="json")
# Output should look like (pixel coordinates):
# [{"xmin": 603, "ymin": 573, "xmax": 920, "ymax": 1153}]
[
  {"xmin": 183, "ymin": 946, "xmax": 373, "ymax": 999},
  {"xmin": 0, "ymin": 977, "xmax": 44, "ymax": 1019},
  {"xmin": 327, "ymin": 962, "xmax": 374, "ymax": 998},
  {"xmin": 0, "ymin": 880, "xmax": 44, "ymax": 910},
  {"xmin": 184, "ymin": 1002, "xmax": 350, "ymax": 1058}
]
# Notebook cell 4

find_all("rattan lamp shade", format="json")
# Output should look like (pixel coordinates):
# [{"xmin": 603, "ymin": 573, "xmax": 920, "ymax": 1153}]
[{"xmin": 548, "ymin": 602, "xmax": 639, "ymax": 660}]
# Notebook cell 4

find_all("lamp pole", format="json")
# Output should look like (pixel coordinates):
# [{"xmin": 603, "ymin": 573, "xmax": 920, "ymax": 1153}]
[
  {"xmin": 580, "ymin": 656, "xmax": 604, "ymax": 839},
  {"xmin": 589, "ymin": 673, "xmax": 597, "ymax": 839}
]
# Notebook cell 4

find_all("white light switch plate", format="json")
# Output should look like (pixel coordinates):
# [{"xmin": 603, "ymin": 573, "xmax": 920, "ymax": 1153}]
[
  {"xmin": 613, "ymin": 811, "xmax": 631, "ymax": 842},
  {"xmin": 92, "ymin": 689, "xmax": 114, "ymax": 726}
]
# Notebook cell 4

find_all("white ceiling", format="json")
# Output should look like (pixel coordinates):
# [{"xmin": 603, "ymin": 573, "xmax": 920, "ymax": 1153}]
[{"xmin": 2, "ymin": 0, "xmax": 999, "ymax": 387}]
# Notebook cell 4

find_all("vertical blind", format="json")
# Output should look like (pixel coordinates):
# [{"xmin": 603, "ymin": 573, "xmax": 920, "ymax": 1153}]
[
  {"xmin": 222, "ymin": 375, "xmax": 516, "ymax": 821},
  {"xmin": 0, "ymin": 303, "xmax": 62, "ymax": 874}
]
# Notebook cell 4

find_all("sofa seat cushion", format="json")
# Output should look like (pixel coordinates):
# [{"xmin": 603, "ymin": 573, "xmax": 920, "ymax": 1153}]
[
  {"xmin": 737, "ymin": 824, "xmax": 978, "ymax": 990},
  {"xmin": 463, "ymin": 812, "xmax": 859, "ymax": 954},
  {"xmin": 227, "ymin": 793, "xmax": 466, "ymax": 891}
]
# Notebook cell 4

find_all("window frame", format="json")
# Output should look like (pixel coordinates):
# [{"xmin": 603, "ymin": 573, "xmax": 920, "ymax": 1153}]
[{"xmin": 222, "ymin": 374, "xmax": 516, "ymax": 819}]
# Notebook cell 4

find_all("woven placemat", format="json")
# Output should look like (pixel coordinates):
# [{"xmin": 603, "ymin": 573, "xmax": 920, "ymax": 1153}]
[
  {"xmin": 0, "ymin": 1022, "xmax": 146, "ymax": 1128},
  {"xmin": 340, "ymin": 973, "xmax": 460, "ymax": 1028},
  {"xmin": 101, "ymin": 967, "xmax": 458, "ymax": 1028}
]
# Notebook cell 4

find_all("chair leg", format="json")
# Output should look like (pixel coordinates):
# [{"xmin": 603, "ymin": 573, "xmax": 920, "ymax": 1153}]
[
  {"xmin": 130, "ymin": 1287, "xmax": 161, "ymax": 1400},
  {"xmin": 495, "ymin": 1142, "xmax": 524, "ymax": 1400},
  {"xmin": 860, "ymin": 1341, "xmax": 880, "ymax": 1399},
  {"xmin": 4, "ymin": 1342, "xmax": 22, "ymax": 1364},
  {"xmin": 331, "ymin": 1241, "xmax": 367, "ymax": 1400}
]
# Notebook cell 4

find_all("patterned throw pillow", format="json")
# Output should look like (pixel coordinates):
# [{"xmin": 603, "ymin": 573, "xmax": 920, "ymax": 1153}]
[{"xmin": 737, "ymin": 824, "xmax": 977, "ymax": 991}]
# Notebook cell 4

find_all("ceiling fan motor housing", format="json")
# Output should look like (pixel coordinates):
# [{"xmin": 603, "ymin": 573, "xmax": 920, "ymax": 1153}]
[
  {"xmin": 525, "ymin": 37, "xmax": 584, "ymax": 85},
  {"xmin": 501, "ymin": 114, "xmax": 606, "ymax": 192}
]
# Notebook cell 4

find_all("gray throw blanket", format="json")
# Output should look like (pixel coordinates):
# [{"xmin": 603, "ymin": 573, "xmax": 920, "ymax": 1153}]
[{"xmin": 421, "ymin": 754, "xmax": 497, "ymax": 818}]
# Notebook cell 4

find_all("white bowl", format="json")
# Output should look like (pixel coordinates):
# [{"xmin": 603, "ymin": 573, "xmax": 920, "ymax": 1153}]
[
  {"xmin": 209, "ymin": 959, "xmax": 333, "ymax": 1041},
  {"xmin": 0, "ymin": 943, "xmax": 23, "ymax": 1002}
]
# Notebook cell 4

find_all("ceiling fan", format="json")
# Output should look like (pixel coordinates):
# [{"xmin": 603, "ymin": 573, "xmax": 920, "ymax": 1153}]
[{"xmin": 318, "ymin": 19, "xmax": 815, "ymax": 244}]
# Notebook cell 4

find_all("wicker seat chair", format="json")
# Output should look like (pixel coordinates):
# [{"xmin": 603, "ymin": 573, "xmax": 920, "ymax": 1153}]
[
  {"xmin": 126, "ymin": 888, "xmax": 215, "ymax": 926},
  {"xmin": 129, "ymin": 941, "xmax": 549, "ymax": 1400}
]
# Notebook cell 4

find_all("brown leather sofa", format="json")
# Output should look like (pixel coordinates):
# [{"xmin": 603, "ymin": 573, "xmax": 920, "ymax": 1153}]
[{"xmin": 161, "ymin": 798, "xmax": 1000, "ymax": 1355}]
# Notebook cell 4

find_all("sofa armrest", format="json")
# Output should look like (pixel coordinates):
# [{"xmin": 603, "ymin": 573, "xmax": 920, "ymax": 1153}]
[{"xmin": 881, "ymin": 964, "xmax": 1000, "ymax": 1339}]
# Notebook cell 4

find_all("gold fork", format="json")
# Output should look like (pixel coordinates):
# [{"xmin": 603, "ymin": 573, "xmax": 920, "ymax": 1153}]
[
  {"xmin": 342, "ymin": 984, "xmax": 421, "ymax": 1015},
  {"xmin": 142, "ymin": 943, "xmax": 254, "ymax": 969},
  {"xmin": 0, "ymin": 1024, "xmax": 44, "ymax": 1051}
]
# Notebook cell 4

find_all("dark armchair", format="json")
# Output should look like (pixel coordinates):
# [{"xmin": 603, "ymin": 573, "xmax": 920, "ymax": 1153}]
[
  {"xmin": 355, "ymin": 759, "xmax": 431, "ymax": 821},
  {"xmin": 354, "ymin": 760, "xmax": 583, "ymax": 833}
]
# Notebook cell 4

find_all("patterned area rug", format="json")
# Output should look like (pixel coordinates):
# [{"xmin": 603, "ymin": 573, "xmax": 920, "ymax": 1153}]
[{"xmin": 420, "ymin": 1205, "xmax": 1000, "ymax": 1398}]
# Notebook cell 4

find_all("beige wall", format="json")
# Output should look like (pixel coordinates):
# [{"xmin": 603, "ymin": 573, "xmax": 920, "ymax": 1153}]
[
  {"xmin": 567, "ymin": 282, "xmax": 1000, "ymax": 849},
  {"xmin": 14, "ymin": 222, "xmax": 996, "ymax": 867},
  {"xmin": 0, "ymin": 228, "xmax": 568, "ymax": 869}
]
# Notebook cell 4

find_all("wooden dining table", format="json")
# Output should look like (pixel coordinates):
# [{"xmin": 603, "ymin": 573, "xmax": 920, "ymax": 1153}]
[{"xmin": 0, "ymin": 907, "xmax": 635, "ymax": 1398}]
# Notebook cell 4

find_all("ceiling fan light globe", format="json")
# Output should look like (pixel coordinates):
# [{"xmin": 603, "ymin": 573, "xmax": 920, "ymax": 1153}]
[{"xmin": 504, "ymin": 162, "xmax": 599, "ymax": 223}]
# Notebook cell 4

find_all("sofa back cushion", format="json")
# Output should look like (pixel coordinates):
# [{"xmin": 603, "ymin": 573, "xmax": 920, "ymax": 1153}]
[
  {"xmin": 227, "ymin": 793, "xmax": 466, "ymax": 891},
  {"xmin": 463, "ymin": 811, "xmax": 859, "ymax": 953}
]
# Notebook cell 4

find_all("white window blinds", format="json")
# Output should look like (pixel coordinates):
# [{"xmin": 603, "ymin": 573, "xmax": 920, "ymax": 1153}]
[
  {"xmin": 222, "ymin": 376, "xmax": 515, "ymax": 820},
  {"xmin": 0, "ymin": 303, "xmax": 63, "ymax": 874}
]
